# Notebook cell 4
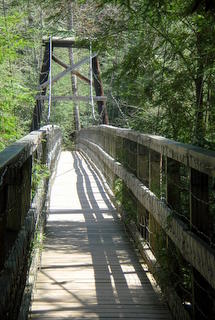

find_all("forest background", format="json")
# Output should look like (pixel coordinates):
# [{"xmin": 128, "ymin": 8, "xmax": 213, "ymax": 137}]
[{"xmin": 1, "ymin": 0, "xmax": 215, "ymax": 151}]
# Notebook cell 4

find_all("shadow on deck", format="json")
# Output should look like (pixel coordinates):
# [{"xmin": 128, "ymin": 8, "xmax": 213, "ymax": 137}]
[{"xmin": 30, "ymin": 151, "xmax": 171, "ymax": 319}]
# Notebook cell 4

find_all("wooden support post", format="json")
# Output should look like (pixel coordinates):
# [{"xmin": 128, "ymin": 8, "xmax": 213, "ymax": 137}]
[
  {"xmin": 149, "ymin": 150, "xmax": 162, "ymax": 253},
  {"xmin": 137, "ymin": 144, "xmax": 150, "ymax": 243},
  {"xmin": 110, "ymin": 134, "xmax": 116, "ymax": 188},
  {"xmin": 31, "ymin": 43, "xmax": 51, "ymax": 131},
  {"xmin": 190, "ymin": 168, "xmax": 214, "ymax": 319},
  {"xmin": 7, "ymin": 158, "xmax": 32, "ymax": 231},
  {"xmin": 190, "ymin": 169, "xmax": 212, "ymax": 236},
  {"xmin": 166, "ymin": 158, "xmax": 183, "ymax": 303},
  {"xmin": 122, "ymin": 139, "xmax": 137, "ymax": 175},
  {"xmin": 92, "ymin": 56, "xmax": 109, "ymax": 124}
]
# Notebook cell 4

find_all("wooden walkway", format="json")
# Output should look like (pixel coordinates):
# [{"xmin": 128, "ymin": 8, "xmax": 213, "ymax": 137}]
[{"xmin": 30, "ymin": 151, "xmax": 171, "ymax": 319}]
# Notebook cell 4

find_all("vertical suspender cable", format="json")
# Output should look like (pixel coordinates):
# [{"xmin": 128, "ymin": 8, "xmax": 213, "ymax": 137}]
[
  {"xmin": 47, "ymin": 35, "xmax": 52, "ymax": 123},
  {"xmin": 89, "ymin": 41, "xmax": 95, "ymax": 121}
]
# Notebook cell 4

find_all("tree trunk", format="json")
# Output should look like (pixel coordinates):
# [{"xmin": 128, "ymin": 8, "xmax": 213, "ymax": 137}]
[
  {"xmin": 92, "ymin": 56, "xmax": 109, "ymax": 124},
  {"xmin": 193, "ymin": 32, "xmax": 205, "ymax": 146},
  {"xmin": 67, "ymin": 1, "xmax": 81, "ymax": 131}
]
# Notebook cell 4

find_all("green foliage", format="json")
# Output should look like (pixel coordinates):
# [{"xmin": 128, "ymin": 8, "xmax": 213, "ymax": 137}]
[
  {"xmin": 32, "ymin": 228, "xmax": 46, "ymax": 251},
  {"xmin": 31, "ymin": 161, "xmax": 50, "ymax": 199},
  {"xmin": 0, "ymin": 3, "xmax": 40, "ymax": 151},
  {"xmin": 1, "ymin": 0, "xmax": 215, "ymax": 151},
  {"xmin": 114, "ymin": 178, "xmax": 123, "ymax": 205},
  {"xmin": 0, "ymin": 12, "xmax": 30, "ymax": 63},
  {"xmin": 113, "ymin": 178, "xmax": 137, "ymax": 222},
  {"xmin": 155, "ymin": 235, "xmax": 192, "ymax": 304},
  {"xmin": 92, "ymin": 0, "xmax": 215, "ymax": 147}
]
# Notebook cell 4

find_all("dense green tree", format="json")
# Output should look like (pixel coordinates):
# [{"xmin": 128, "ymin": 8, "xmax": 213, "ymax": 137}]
[
  {"xmin": 0, "ymin": 0, "xmax": 43, "ymax": 150},
  {"xmin": 88, "ymin": 0, "xmax": 215, "ymax": 147},
  {"xmin": 1, "ymin": 0, "xmax": 215, "ymax": 149}
]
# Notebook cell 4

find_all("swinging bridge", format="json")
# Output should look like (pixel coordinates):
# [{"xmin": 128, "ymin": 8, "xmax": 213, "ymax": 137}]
[{"xmin": 0, "ymin": 38, "xmax": 215, "ymax": 320}]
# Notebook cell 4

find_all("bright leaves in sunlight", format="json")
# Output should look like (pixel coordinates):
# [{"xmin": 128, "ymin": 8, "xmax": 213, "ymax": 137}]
[{"xmin": 0, "ymin": 8, "xmax": 36, "ymax": 151}]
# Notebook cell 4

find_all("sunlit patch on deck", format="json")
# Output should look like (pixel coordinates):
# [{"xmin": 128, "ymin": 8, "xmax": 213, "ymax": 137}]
[{"xmin": 30, "ymin": 151, "xmax": 171, "ymax": 320}]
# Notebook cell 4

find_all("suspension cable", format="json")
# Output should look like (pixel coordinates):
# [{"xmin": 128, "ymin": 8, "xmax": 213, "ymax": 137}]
[
  {"xmin": 47, "ymin": 35, "xmax": 52, "ymax": 123},
  {"xmin": 89, "ymin": 41, "xmax": 95, "ymax": 121}
]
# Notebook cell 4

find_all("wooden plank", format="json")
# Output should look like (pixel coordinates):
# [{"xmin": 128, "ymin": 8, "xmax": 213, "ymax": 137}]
[
  {"xmin": 36, "ymin": 95, "xmax": 107, "ymax": 102},
  {"xmin": 30, "ymin": 151, "xmax": 171, "ymax": 320},
  {"xmin": 39, "ymin": 55, "xmax": 96, "ymax": 90},
  {"xmin": 52, "ymin": 54, "xmax": 90, "ymax": 84},
  {"xmin": 42, "ymin": 36, "xmax": 89, "ymax": 48}
]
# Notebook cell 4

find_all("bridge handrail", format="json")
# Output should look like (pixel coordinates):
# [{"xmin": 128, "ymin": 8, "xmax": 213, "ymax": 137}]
[
  {"xmin": 84, "ymin": 125, "xmax": 215, "ymax": 176},
  {"xmin": 0, "ymin": 125, "xmax": 61, "ymax": 174},
  {"xmin": 0, "ymin": 125, "xmax": 61, "ymax": 318},
  {"xmin": 76, "ymin": 125, "xmax": 215, "ymax": 320}
]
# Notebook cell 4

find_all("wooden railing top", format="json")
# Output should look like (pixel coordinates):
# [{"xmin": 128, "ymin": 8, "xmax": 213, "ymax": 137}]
[
  {"xmin": 84, "ymin": 125, "xmax": 215, "ymax": 176},
  {"xmin": 0, "ymin": 125, "xmax": 61, "ymax": 176},
  {"xmin": 77, "ymin": 127, "xmax": 215, "ymax": 292}
]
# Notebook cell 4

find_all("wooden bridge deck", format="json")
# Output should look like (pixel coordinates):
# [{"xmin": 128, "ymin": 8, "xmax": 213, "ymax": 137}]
[{"xmin": 30, "ymin": 151, "xmax": 171, "ymax": 319}]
